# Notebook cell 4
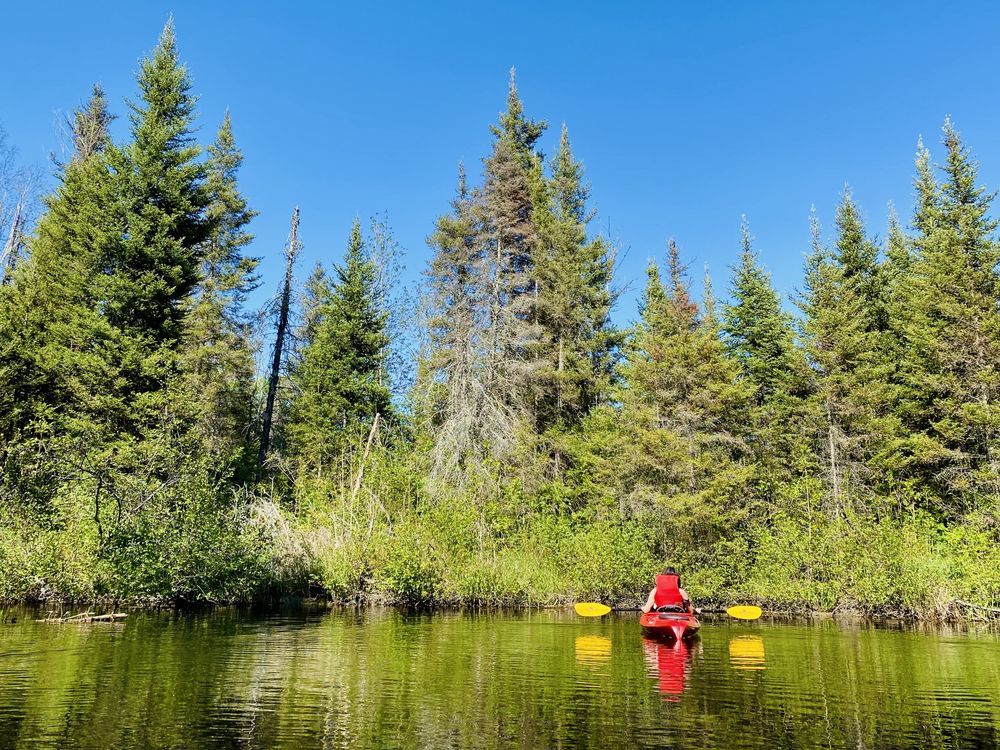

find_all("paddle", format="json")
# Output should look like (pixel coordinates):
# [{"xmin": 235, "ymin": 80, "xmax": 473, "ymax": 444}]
[
  {"xmin": 574, "ymin": 603, "xmax": 650, "ymax": 617},
  {"xmin": 574, "ymin": 602, "xmax": 611, "ymax": 617},
  {"xmin": 726, "ymin": 605, "xmax": 763, "ymax": 620},
  {"xmin": 577, "ymin": 602, "xmax": 761, "ymax": 619}
]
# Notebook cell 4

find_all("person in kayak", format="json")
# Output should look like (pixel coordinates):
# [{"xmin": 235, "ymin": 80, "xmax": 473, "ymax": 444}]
[{"xmin": 641, "ymin": 567, "xmax": 692, "ymax": 613}]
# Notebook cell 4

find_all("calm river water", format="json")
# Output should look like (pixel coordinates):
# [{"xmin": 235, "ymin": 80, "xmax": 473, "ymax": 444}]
[{"xmin": 0, "ymin": 607, "xmax": 997, "ymax": 749}]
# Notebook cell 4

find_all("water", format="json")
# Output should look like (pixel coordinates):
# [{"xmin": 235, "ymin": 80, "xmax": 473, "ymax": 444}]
[{"xmin": 0, "ymin": 607, "xmax": 997, "ymax": 749}]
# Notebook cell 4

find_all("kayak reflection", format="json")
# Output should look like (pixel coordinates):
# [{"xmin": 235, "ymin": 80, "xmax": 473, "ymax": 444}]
[
  {"xmin": 728, "ymin": 635, "xmax": 766, "ymax": 670},
  {"xmin": 642, "ymin": 635, "xmax": 698, "ymax": 699},
  {"xmin": 575, "ymin": 634, "xmax": 612, "ymax": 665}
]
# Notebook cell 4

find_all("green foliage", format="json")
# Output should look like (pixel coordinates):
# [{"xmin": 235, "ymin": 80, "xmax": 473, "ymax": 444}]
[
  {"xmin": 2, "ymin": 45, "xmax": 1000, "ymax": 621},
  {"xmin": 533, "ymin": 125, "xmax": 617, "ymax": 430},
  {"xmin": 287, "ymin": 220, "xmax": 394, "ymax": 472}
]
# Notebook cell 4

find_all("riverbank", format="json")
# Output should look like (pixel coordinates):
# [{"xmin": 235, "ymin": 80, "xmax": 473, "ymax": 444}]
[{"xmin": 3, "ymin": 500, "xmax": 999, "ymax": 622}]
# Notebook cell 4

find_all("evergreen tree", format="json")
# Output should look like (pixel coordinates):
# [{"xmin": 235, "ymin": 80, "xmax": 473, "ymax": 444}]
[
  {"xmin": 723, "ymin": 218, "xmax": 814, "ymax": 499},
  {"xmin": 618, "ymin": 241, "xmax": 751, "ymax": 549},
  {"xmin": 296, "ymin": 261, "xmax": 330, "ymax": 361},
  {"xmin": 798, "ymin": 195, "xmax": 893, "ymax": 514},
  {"xmin": 475, "ymin": 74, "xmax": 548, "ymax": 426},
  {"xmin": 892, "ymin": 120, "xmax": 1000, "ymax": 512},
  {"xmin": 421, "ymin": 166, "xmax": 513, "ymax": 480},
  {"xmin": 490, "ymin": 68, "xmax": 546, "ymax": 165},
  {"xmin": 102, "ymin": 19, "xmax": 209, "ymax": 344},
  {"xmin": 534, "ymin": 124, "xmax": 616, "ymax": 430},
  {"xmin": 883, "ymin": 203, "xmax": 912, "ymax": 292},
  {"xmin": 288, "ymin": 220, "xmax": 393, "ymax": 472},
  {"xmin": 0, "ymin": 85, "xmax": 117, "ymax": 499},
  {"xmin": 723, "ymin": 218, "xmax": 803, "ymax": 401},
  {"xmin": 180, "ymin": 112, "xmax": 259, "ymax": 477}
]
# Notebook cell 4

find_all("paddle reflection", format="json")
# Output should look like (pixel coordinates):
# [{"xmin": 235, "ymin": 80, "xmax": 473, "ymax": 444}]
[
  {"xmin": 728, "ymin": 635, "xmax": 766, "ymax": 670},
  {"xmin": 642, "ymin": 636, "xmax": 697, "ymax": 700},
  {"xmin": 575, "ymin": 635, "xmax": 612, "ymax": 666}
]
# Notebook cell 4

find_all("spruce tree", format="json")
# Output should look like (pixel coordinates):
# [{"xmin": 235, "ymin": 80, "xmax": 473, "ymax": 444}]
[
  {"xmin": 490, "ymin": 68, "xmax": 546, "ymax": 165},
  {"xmin": 288, "ymin": 220, "xmax": 393, "ymax": 472},
  {"xmin": 180, "ymin": 112, "xmax": 259, "ymax": 477},
  {"xmin": 421, "ymin": 166, "xmax": 512, "ymax": 480},
  {"xmin": 0, "ymin": 85, "xmax": 116, "ymax": 499},
  {"xmin": 102, "ymin": 19, "xmax": 209, "ymax": 344},
  {"xmin": 723, "ymin": 218, "xmax": 814, "ymax": 498},
  {"xmin": 892, "ymin": 121, "xmax": 1000, "ymax": 512},
  {"xmin": 534, "ymin": 124, "xmax": 616, "ymax": 430},
  {"xmin": 476, "ymin": 70, "xmax": 549, "ymax": 422},
  {"xmin": 798, "ymin": 196, "xmax": 893, "ymax": 514},
  {"xmin": 723, "ymin": 218, "xmax": 803, "ymax": 401},
  {"xmin": 619, "ymin": 241, "xmax": 751, "ymax": 548}
]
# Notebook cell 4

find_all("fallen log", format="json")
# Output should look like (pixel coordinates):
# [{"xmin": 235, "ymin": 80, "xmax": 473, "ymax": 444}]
[
  {"xmin": 37, "ymin": 612, "xmax": 128, "ymax": 624},
  {"xmin": 954, "ymin": 600, "xmax": 1000, "ymax": 616}
]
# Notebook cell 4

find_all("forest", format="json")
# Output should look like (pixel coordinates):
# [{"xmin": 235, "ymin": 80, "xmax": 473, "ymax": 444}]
[{"xmin": 1, "ymin": 23, "xmax": 998, "ymax": 618}]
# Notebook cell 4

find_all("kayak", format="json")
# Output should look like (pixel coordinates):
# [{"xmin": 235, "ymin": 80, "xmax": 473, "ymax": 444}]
[{"xmin": 640, "ymin": 610, "xmax": 700, "ymax": 639}]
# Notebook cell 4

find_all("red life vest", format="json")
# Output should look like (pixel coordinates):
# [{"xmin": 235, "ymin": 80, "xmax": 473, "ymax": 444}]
[{"xmin": 653, "ymin": 574, "xmax": 684, "ymax": 608}]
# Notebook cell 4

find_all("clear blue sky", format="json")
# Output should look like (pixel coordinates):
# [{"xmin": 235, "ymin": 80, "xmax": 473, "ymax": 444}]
[{"xmin": 4, "ymin": 1, "xmax": 1000, "ymax": 324}]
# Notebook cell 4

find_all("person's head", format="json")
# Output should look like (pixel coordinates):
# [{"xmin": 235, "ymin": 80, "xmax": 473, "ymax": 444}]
[{"xmin": 661, "ymin": 566, "xmax": 680, "ymax": 585}]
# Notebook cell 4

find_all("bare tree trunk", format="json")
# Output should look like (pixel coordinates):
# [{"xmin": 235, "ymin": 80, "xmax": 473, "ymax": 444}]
[
  {"xmin": 258, "ymin": 207, "xmax": 301, "ymax": 473},
  {"xmin": 826, "ymin": 399, "xmax": 841, "ymax": 517},
  {"xmin": 350, "ymin": 412, "xmax": 381, "ymax": 502},
  {"xmin": 1, "ymin": 200, "xmax": 24, "ymax": 284}
]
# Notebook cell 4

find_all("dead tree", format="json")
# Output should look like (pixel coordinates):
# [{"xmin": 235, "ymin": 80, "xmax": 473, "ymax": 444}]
[
  {"xmin": 0, "ymin": 200, "xmax": 25, "ymax": 284},
  {"xmin": 258, "ymin": 207, "xmax": 301, "ymax": 473}
]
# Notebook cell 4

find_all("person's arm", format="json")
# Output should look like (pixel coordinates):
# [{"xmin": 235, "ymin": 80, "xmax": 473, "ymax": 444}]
[
  {"xmin": 641, "ymin": 588, "xmax": 656, "ymax": 613},
  {"xmin": 679, "ymin": 587, "xmax": 692, "ymax": 611}
]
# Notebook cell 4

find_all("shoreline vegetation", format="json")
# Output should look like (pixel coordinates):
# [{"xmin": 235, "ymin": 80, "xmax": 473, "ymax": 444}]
[
  {"xmin": 2, "ymin": 22, "xmax": 999, "ymax": 622},
  {"xmin": 6, "ymin": 600, "xmax": 1000, "ymax": 627}
]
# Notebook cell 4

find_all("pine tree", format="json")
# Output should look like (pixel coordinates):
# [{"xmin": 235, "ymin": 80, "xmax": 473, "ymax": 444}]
[
  {"xmin": 534, "ymin": 124, "xmax": 616, "ymax": 430},
  {"xmin": 892, "ymin": 120, "xmax": 1000, "ymax": 512},
  {"xmin": 180, "ymin": 112, "xmax": 259, "ymax": 477},
  {"xmin": 288, "ymin": 220, "xmax": 393, "ymax": 472}
]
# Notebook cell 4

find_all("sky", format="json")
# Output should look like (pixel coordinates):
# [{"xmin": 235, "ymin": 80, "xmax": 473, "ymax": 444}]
[{"xmin": 3, "ymin": 1, "xmax": 1000, "ymax": 326}]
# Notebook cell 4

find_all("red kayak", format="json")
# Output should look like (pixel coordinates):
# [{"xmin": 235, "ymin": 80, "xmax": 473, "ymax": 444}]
[{"xmin": 640, "ymin": 610, "xmax": 700, "ymax": 639}]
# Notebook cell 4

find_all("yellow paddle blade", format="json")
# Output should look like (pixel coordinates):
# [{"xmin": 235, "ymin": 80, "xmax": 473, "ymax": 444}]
[
  {"xmin": 726, "ymin": 605, "xmax": 763, "ymax": 620},
  {"xmin": 574, "ymin": 602, "xmax": 612, "ymax": 617}
]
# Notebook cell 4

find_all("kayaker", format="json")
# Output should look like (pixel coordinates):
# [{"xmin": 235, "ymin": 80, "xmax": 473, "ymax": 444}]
[{"xmin": 641, "ymin": 567, "xmax": 692, "ymax": 613}]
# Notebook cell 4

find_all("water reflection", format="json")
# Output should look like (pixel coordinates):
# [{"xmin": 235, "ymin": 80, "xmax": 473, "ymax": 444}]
[
  {"xmin": 729, "ymin": 635, "xmax": 766, "ymax": 670},
  {"xmin": 575, "ymin": 634, "xmax": 612, "ymax": 665},
  {"xmin": 0, "ymin": 608, "xmax": 998, "ymax": 749},
  {"xmin": 642, "ymin": 635, "xmax": 698, "ymax": 700}
]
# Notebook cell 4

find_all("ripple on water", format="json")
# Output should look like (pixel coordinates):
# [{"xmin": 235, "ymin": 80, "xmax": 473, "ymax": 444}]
[{"xmin": 0, "ymin": 609, "xmax": 998, "ymax": 749}]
